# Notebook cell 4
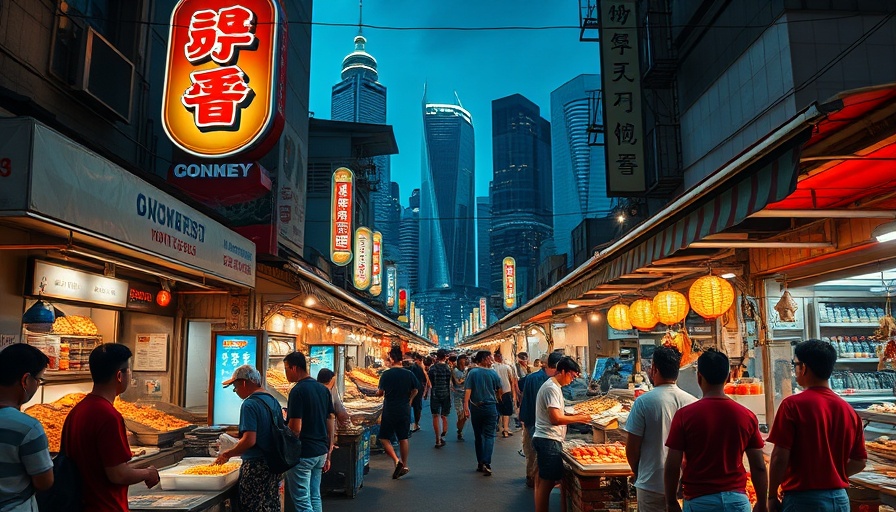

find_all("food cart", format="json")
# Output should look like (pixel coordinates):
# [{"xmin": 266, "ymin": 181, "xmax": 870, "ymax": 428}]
[{"xmin": 561, "ymin": 442, "xmax": 635, "ymax": 512}]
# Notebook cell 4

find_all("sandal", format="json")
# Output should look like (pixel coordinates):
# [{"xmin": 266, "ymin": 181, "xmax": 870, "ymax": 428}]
[{"xmin": 501, "ymin": 431, "xmax": 509, "ymax": 438}]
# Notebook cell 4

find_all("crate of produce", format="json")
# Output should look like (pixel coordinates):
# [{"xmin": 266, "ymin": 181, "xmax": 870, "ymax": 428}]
[
  {"xmin": 563, "ymin": 442, "xmax": 632, "ymax": 475},
  {"xmin": 158, "ymin": 457, "xmax": 241, "ymax": 491}
]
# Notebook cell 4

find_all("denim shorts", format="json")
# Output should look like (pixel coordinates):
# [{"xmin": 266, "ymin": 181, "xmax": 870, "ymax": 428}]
[
  {"xmin": 532, "ymin": 437, "xmax": 564, "ymax": 481},
  {"xmin": 683, "ymin": 491, "xmax": 750, "ymax": 512}
]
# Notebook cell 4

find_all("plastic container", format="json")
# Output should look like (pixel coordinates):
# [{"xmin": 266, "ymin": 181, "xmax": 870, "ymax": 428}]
[
  {"xmin": 748, "ymin": 382, "xmax": 762, "ymax": 395},
  {"xmin": 158, "ymin": 457, "xmax": 241, "ymax": 491},
  {"xmin": 735, "ymin": 382, "xmax": 749, "ymax": 395},
  {"xmin": 724, "ymin": 383, "xmax": 736, "ymax": 395}
]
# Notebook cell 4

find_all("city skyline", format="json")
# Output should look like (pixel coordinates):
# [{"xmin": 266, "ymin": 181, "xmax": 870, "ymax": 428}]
[{"xmin": 309, "ymin": 1, "xmax": 598, "ymax": 207}]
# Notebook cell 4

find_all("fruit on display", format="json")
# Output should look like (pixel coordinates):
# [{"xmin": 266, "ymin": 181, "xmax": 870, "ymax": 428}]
[
  {"xmin": 565, "ymin": 443, "xmax": 627, "ymax": 465},
  {"xmin": 572, "ymin": 396, "xmax": 620, "ymax": 415},
  {"xmin": 182, "ymin": 462, "xmax": 240, "ymax": 475},
  {"xmin": 52, "ymin": 315, "xmax": 99, "ymax": 335}
]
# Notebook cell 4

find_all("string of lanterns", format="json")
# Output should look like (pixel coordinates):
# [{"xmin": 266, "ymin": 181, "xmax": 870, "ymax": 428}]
[{"xmin": 606, "ymin": 275, "xmax": 735, "ymax": 331}]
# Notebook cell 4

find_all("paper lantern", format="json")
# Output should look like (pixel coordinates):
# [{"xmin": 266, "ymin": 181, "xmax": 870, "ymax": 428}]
[
  {"xmin": 689, "ymin": 275, "xmax": 735, "ymax": 320},
  {"xmin": 629, "ymin": 299, "xmax": 658, "ymax": 331},
  {"xmin": 607, "ymin": 304, "xmax": 632, "ymax": 331},
  {"xmin": 653, "ymin": 290, "xmax": 689, "ymax": 325},
  {"xmin": 156, "ymin": 290, "xmax": 172, "ymax": 307}
]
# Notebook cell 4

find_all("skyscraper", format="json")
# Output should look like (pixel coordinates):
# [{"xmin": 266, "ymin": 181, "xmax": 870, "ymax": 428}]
[
  {"xmin": 489, "ymin": 94, "xmax": 553, "ymax": 305},
  {"xmin": 476, "ymin": 195, "xmax": 491, "ymax": 289},
  {"xmin": 398, "ymin": 188, "xmax": 420, "ymax": 294},
  {"xmin": 550, "ymin": 74, "xmax": 610, "ymax": 263},
  {"xmin": 330, "ymin": 32, "xmax": 398, "ymax": 261}
]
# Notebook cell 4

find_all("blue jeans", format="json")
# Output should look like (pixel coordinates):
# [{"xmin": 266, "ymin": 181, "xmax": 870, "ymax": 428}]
[
  {"xmin": 470, "ymin": 403, "xmax": 498, "ymax": 465},
  {"xmin": 683, "ymin": 491, "xmax": 750, "ymax": 512},
  {"xmin": 284, "ymin": 454, "xmax": 327, "ymax": 512},
  {"xmin": 782, "ymin": 489, "xmax": 849, "ymax": 512}
]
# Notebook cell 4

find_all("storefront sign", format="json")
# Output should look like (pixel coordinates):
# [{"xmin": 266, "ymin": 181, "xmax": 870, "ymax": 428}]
[
  {"xmin": 277, "ymin": 122, "xmax": 306, "ymax": 256},
  {"xmin": 352, "ymin": 227, "xmax": 372, "ymax": 290},
  {"xmin": 31, "ymin": 260, "xmax": 128, "ymax": 307},
  {"xmin": 503, "ymin": 257, "xmax": 517, "ymax": 310},
  {"xmin": 409, "ymin": 301, "xmax": 417, "ymax": 331},
  {"xmin": 211, "ymin": 331, "xmax": 261, "ymax": 424},
  {"xmin": 398, "ymin": 289, "xmax": 408, "ymax": 317},
  {"xmin": 479, "ymin": 297, "xmax": 487, "ymax": 330},
  {"xmin": 330, "ymin": 168, "xmax": 354, "ymax": 266},
  {"xmin": 599, "ymin": 0, "xmax": 646, "ymax": 195},
  {"xmin": 309, "ymin": 345, "xmax": 335, "ymax": 378},
  {"xmin": 162, "ymin": 0, "xmax": 286, "ymax": 158},
  {"xmin": 167, "ymin": 161, "xmax": 272, "ymax": 206},
  {"xmin": 133, "ymin": 333, "xmax": 170, "ymax": 371},
  {"xmin": 126, "ymin": 283, "xmax": 178, "ymax": 315},
  {"xmin": 369, "ymin": 231, "xmax": 383, "ymax": 296},
  {"xmin": 385, "ymin": 265, "xmax": 397, "ymax": 308}
]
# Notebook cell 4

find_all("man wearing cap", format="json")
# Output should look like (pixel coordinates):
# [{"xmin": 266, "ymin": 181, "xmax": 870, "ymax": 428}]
[
  {"xmin": 428, "ymin": 349, "xmax": 453, "ymax": 448},
  {"xmin": 215, "ymin": 365, "xmax": 282, "ymax": 511}
]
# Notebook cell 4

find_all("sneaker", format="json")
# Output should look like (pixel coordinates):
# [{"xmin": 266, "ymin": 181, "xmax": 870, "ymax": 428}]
[
  {"xmin": 457, "ymin": 430, "xmax": 464, "ymax": 441},
  {"xmin": 397, "ymin": 467, "xmax": 410, "ymax": 479},
  {"xmin": 483, "ymin": 464, "xmax": 492, "ymax": 476},
  {"xmin": 440, "ymin": 431, "xmax": 446, "ymax": 438},
  {"xmin": 476, "ymin": 463, "xmax": 484, "ymax": 473},
  {"xmin": 392, "ymin": 461, "xmax": 404, "ymax": 479}
]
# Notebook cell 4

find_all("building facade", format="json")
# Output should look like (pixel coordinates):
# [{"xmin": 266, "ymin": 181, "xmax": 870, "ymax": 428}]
[
  {"xmin": 398, "ymin": 188, "xmax": 420, "ymax": 294},
  {"xmin": 476, "ymin": 195, "xmax": 491, "ymax": 290},
  {"xmin": 489, "ymin": 94, "xmax": 553, "ymax": 306}
]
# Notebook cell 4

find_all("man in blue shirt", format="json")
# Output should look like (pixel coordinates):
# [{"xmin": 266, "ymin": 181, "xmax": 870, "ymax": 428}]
[
  {"xmin": 519, "ymin": 351, "xmax": 562, "ymax": 488},
  {"xmin": 463, "ymin": 350, "xmax": 503, "ymax": 476},
  {"xmin": 378, "ymin": 347, "xmax": 420, "ymax": 479}
]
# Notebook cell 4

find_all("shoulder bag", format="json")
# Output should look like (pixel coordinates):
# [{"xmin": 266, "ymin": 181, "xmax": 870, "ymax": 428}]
[{"xmin": 248, "ymin": 394, "xmax": 302, "ymax": 473}]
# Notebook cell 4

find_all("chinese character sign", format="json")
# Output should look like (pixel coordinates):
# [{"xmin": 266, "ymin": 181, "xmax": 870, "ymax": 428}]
[
  {"xmin": 599, "ymin": 0, "xmax": 646, "ymax": 195},
  {"xmin": 330, "ymin": 168, "xmax": 354, "ymax": 266},
  {"xmin": 369, "ymin": 231, "xmax": 383, "ymax": 296},
  {"xmin": 479, "ymin": 297, "xmax": 488, "ymax": 330},
  {"xmin": 386, "ymin": 265, "xmax": 397, "ymax": 308},
  {"xmin": 398, "ymin": 289, "xmax": 408, "ymax": 316},
  {"xmin": 503, "ymin": 257, "xmax": 516, "ymax": 310},
  {"xmin": 162, "ymin": 0, "xmax": 286, "ymax": 158},
  {"xmin": 211, "ymin": 332, "xmax": 259, "ymax": 424},
  {"xmin": 353, "ymin": 227, "xmax": 372, "ymax": 290}
]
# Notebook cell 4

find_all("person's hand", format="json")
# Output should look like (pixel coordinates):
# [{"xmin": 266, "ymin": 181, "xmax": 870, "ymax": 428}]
[
  {"xmin": 464, "ymin": 407, "xmax": 470, "ymax": 418},
  {"xmin": 144, "ymin": 466, "xmax": 160, "ymax": 488},
  {"xmin": 666, "ymin": 500, "xmax": 682, "ymax": 512},
  {"xmin": 323, "ymin": 458, "xmax": 331, "ymax": 473},
  {"xmin": 214, "ymin": 450, "xmax": 231, "ymax": 465},
  {"xmin": 767, "ymin": 497, "xmax": 781, "ymax": 512}
]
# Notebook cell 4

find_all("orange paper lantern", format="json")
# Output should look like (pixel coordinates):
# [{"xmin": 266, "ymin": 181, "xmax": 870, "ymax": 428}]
[
  {"xmin": 689, "ymin": 275, "xmax": 735, "ymax": 320},
  {"xmin": 607, "ymin": 304, "xmax": 632, "ymax": 331},
  {"xmin": 156, "ymin": 290, "xmax": 172, "ymax": 307},
  {"xmin": 653, "ymin": 290, "xmax": 689, "ymax": 325},
  {"xmin": 629, "ymin": 298, "xmax": 658, "ymax": 331}
]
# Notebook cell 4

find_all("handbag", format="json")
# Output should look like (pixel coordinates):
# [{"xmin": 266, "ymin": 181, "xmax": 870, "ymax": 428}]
[
  {"xmin": 35, "ymin": 423, "xmax": 83, "ymax": 512},
  {"xmin": 248, "ymin": 394, "xmax": 302, "ymax": 473}
]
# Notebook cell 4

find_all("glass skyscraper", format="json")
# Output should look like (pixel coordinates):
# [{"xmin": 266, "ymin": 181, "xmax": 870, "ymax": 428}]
[
  {"xmin": 550, "ymin": 74, "xmax": 610, "ymax": 264},
  {"xmin": 489, "ymin": 94, "xmax": 552, "ymax": 305},
  {"xmin": 476, "ymin": 195, "xmax": 490, "ymax": 289}
]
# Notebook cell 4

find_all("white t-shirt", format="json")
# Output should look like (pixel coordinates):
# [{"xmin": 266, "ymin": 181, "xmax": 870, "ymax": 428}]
[
  {"xmin": 623, "ymin": 384, "xmax": 698, "ymax": 494},
  {"xmin": 533, "ymin": 378, "xmax": 567, "ymax": 441},
  {"xmin": 492, "ymin": 362, "xmax": 514, "ymax": 394}
]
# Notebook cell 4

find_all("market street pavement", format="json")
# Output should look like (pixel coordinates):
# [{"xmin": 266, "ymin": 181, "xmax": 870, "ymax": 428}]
[{"xmin": 323, "ymin": 414, "xmax": 535, "ymax": 511}]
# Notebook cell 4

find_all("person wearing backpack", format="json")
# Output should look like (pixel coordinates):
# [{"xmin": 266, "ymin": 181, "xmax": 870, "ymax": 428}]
[
  {"xmin": 283, "ymin": 352, "xmax": 335, "ymax": 512},
  {"xmin": 215, "ymin": 365, "xmax": 282, "ymax": 511},
  {"xmin": 0, "ymin": 344, "xmax": 53, "ymax": 512}
]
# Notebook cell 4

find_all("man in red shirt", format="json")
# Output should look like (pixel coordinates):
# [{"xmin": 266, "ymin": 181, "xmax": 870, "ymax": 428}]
[
  {"xmin": 767, "ymin": 339, "xmax": 866, "ymax": 512},
  {"xmin": 63, "ymin": 344, "xmax": 160, "ymax": 511},
  {"xmin": 664, "ymin": 349, "xmax": 767, "ymax": 512}
]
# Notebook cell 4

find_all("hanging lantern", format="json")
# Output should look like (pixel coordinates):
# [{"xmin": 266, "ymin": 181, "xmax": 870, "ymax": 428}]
[
  {"xmin": 629, "ymin": 299, "xmax": 658, "ymax": 331},
  {"xmin": 653, "ymin": 290, "xmax": 689, "ymax": 325},
  {"xmin": 689, "ymin": 275, "xmax": 735, "ymax": 320},
  {"xmin": 607, "ymin": 304, "xmax": 632, "ymax": 331}
]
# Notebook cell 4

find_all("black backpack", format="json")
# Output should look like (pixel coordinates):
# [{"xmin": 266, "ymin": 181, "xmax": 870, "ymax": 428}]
[
  {"xmin": 36, "ymin": 422, "xmax": 83, "ymax": 512},
  {"xmin": 248, "ymin": 394, "xmax": 302, "ymax": 473}
]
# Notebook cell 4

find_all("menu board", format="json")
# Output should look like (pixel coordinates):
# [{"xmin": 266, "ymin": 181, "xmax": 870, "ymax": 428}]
[
  {"xmin": 211, "ymin": 331, "xmax": 263, "ymax": 425},
  {"xmin": 133, "ymin": 333, "xmax": 169, "ymax": 371},
  {"xmin": 309, "ymin": 345, "xmax": 335, "ymax": 379}
]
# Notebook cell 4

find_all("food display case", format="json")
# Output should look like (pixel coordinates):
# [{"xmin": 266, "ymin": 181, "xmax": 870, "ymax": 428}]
[
  {"xmin": 561, "ymin": 441, "xmax": 634, "ymax": 512},
  {"xmin": 265, "ymin": 333, "xmax": 298, "ymax": 405}
]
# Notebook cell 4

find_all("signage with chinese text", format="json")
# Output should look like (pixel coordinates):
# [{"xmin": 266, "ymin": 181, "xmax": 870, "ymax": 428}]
[
  {"xmin": 162, "ymin": 0, "xmax": 286, "ymax": 158},
  {"xmin": 369, "ymin": 231, "xmax": 382, "ymax": 296},
  {"xmin": 503, "ymin": 257, "xmax": 517, "ymax": 310},
  {"xmin": 398, "ymin": 288, "xmax": 408, "ymax": 316},
  {"xmin": 599, "ymin": 0, "xmax": 646, "ymax": 195},
  {"xmin": 352, "ymin": 227, "xmax": 372, "ymax": 290},
  {"xmin": 385, "ymin": 265, "xmax": 397, "ymax": 308},
  {"xmin": 210, "ymin": 330, "xmax": 263, "ymax": 425},
  {"xmin": 479, "ymin": 297, "xmax": 488, "ymax": 330},
  {"xmin": 31, "ymin": 260, "xmax": 128, "ymax": 307},
  {"xmin": 330, "ymin": 168, "xmax": 354, "ymax": 265}
]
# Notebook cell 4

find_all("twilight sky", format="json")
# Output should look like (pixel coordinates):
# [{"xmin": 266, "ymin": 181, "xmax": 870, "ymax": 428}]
[{"xmin": 308, "ymin": 0, "xmax": 600, "ymax": 207}]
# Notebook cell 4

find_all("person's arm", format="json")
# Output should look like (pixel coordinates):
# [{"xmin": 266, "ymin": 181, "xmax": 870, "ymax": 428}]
[
  {"xmin": 409, "ymin": 387, "xmax": 418, "ymax": 406},
  {"xmin": 746, "ymin": 448, "xmax": 769, "ymax": 512},
  {"xmin": 766, "ymin": 445, "xmax": 789, "ymax": 512},
  {"xmin": 323, "ymin": 414, "xmax": 336, "ymax": 473},
  {"xmin": 288, "ymin": 417, "xmax": 302, "ymax": 436},
  {"xmin": 375, "ymin": 388, "xmax": 384, "ymax": 397},
  {"xmin": 846, "ymin": 458, "xmax": 866, "ymax": 477},
  {"xmin": 546, "ymin": 407, "xmax": 591, "ymax": 425},
  {"xmin": 625, "ymin": 432, "xmax": 643, "ymax": 481},
  {"xmin": 464, "ymin": 388, "xmax": 472, "ymax": 418},
  {"xmin": 106, "ymin": 463, "xmax": 160, "ymax": 488},
  {"xmin": 216, "ymin": 431, "xmax": 257, "ymax": 463},
  {"xmin": 664, "ymin": 448, "xmax": 684, "ymax": 512},
  {"xmin": 30, "ymin": 468, "xmax": 54, "ymax": 491}
]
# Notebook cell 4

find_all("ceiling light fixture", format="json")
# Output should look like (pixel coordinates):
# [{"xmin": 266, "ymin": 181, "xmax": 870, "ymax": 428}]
[
  {"xmin": 721, "ymin": 272, "xmax": 737, "ymax": 279},
  {"xmin": 873, "ymin": 221, "xmax": 896, "ymax": 243}
]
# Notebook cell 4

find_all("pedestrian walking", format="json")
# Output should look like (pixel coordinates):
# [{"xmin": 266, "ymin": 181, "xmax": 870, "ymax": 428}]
[
  {"xmin": 532, "ymin": 356, "xmax": 592, "ymax": 512},
  {"xmin": 515, "ymin": 352, "xmax": 531, "ymax": 378},
  {"xmin": 451, "ymin": 354, "xmax": 470, "ymax": 440},
  {"xmin": 492, "ymin": 350, "xmax": 518, "ymax": 437},
  {"xmin": 519, "ymin": 350, "xmax": 562, "ymax": 488},
  {"xmin": 284, "ymin": 352, "xmax": 336, "ymax": 512},
  {"xmin": 623, "ymin": 346, "xmax": 697, "ymax": 512},
  {"xmin": 377, "ymin": 347, "xmax": 420, "ymax": 479},
  {"xmin": 406, "ymin": 352, "xmax": 429, "ymax": 432},
  {"xmin": 663, "ymin": 349, "xmax": 767, "ymax": 512},
  {"xmin": 63, "ymin": 344, "xmax": 160, "ymax": 512},
  {"xmin": 215, "ymin": 365, "xmax": 282, "ymax": 512},
  {"xmin": 0, "ymin": 344, "xmax": 54, "ymax": 511},
  {"xmin": 463, "ymin": 350, "xmax": 503, "ymax": 475},
  {"xmin": 428, "ymin": 348, "xmax": 453, "ymax": 448},
  {"xmin": 767, "ymin": 339, "xmax": 866, "ymax": 512}
]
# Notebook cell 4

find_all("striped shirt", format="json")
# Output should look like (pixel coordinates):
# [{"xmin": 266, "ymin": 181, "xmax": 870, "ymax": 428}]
[{"xmin": 0, "ymin": 408, "xmax": 53, "ymax": 511}]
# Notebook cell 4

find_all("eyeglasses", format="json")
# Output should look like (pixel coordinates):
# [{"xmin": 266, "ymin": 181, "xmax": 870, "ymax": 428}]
[
  {"xmin": 791, "ymin": 360, "xmax": 805, "ymax": 368},
  {"xmin": 30, "ymin": 374, "xmax": 46, "ymax": 385}
]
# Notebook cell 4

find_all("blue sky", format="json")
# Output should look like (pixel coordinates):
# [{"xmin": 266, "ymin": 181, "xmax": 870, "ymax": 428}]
[{"xmin": 309, "ymin": 1, "xmax": 600, "ymax": 206}]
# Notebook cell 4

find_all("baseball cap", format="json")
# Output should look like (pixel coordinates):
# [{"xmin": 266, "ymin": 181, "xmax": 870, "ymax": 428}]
[{"xmin": 222, "ymin": 364, "xmax": 261, "ymax": 387}]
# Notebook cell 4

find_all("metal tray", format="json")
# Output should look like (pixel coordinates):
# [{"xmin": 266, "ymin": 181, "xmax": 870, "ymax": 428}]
[
  {"xmin": 562, "ymin": 452, "xmax": 632, "ymax": 477},
  {"xmin": 126, "ymin": 423, "xmax": 194, "ymax": 447}
]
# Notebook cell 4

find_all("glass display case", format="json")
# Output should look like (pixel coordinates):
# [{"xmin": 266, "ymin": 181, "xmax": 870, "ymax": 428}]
[{"xmin": 265, "ymin": 333, "xmax": 298, "ymax": 405}]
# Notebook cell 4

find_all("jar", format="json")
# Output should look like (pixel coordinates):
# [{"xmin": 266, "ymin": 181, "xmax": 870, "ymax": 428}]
[{"xmin": 749, "ymin": 382, "xmax": 762, "ymax": 395}]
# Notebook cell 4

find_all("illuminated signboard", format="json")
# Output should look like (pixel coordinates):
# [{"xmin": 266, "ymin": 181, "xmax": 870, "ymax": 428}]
[
  {"xmin": 479, "ymin": 297, "xmax": 487, "ymax": 329},
  {"xmin": 330, "ymin": 168, "xmax": 354, "ymax": 265},
  {"xmin": 503, "ymin": 257, "xmax": 516, "ymax": 310},
  {"xmin": 385, "ymin": 265, "xmax": 397, "ymax": 308},
  {"xmin": 162, "ymin": 0, "xmax": 286, "ymax": 158},
  {"xmin": 369, "ymin": 231, "xmax": 382, "ymax": 296},
  {"xmin": 211, "ymin": 331, "xmax": 261, "ymax": 425},
  {"xmin": 398, "ymin": 288, "xmax": 408, "ymax": 316},
  {"xmin": 352, "ymin": 227, "xmax": 372, "ymax": 290}
]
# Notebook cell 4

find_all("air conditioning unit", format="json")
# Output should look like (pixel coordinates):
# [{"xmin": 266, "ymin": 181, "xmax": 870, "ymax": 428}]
[{"xmin": 74, "ymin": 26, "xmax": 134, "ymax": 123}]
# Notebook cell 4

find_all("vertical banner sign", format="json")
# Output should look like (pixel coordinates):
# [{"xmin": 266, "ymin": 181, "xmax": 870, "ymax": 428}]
[
  {"xmin": 330, "ymin": 167, "xmax": 354, "ymax": 265},
  {"xmin": 479, "ymin": 297, "xmax": 488, "ymax": 330},
  {"xmin": 599, "ymin": 0, "xmax": 646, "ymax": 195},
  {"xmin": 473, "ymin": 309, "xmax": 480, "ymax": 333},
  {"xmin": 398, "ymin": 289, "xmax": 408, "ymax": 316},
  {"xmin": 162, "ymin": 0, "xmax": 286, "ymax": 158},
  {"xmin": 385, "ymin": 265, "xmax": 397, "ymax": 308},
  {"xmin": 353, "ymin": 227, "xmax": 372, "ymax": 290},
  {"xmin": 369, "ymin": 231, "xmax": 383, "ymax": 296},
  {"xmin": 409, "ymin": 301, "xmax": 417, "ymax": 331},
  {"xmin": 503, "ymin": 257, "xmax": 517, "ymax": 310}
]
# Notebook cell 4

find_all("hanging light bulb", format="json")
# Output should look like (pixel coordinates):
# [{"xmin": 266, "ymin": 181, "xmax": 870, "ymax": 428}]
[{"xmin": 589, "ymin": 312, "xmax": 600, "ymax": 323}]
